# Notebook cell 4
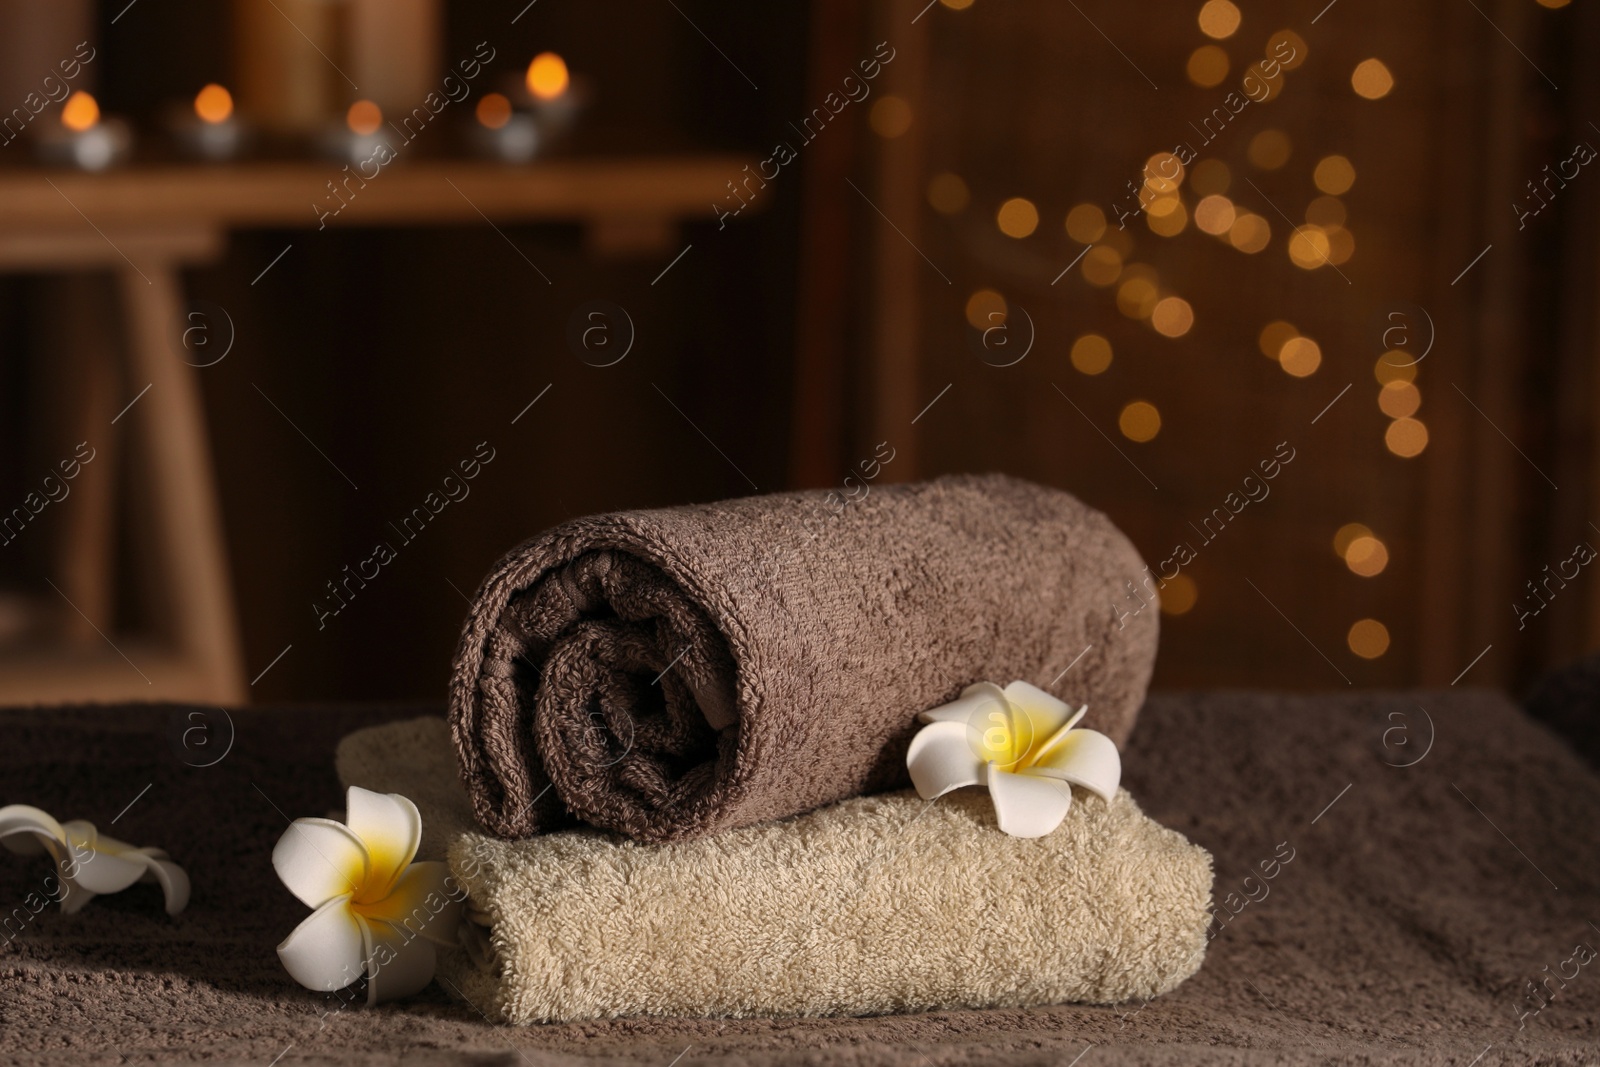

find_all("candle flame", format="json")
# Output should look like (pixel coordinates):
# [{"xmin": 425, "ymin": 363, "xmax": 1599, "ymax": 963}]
[
  {"xmin": 61, "ymin": 91, "xmax": 99, "ymax": 132},
  {"xmin": 346, "ymin": 100, "xmax": 382, "ymax": 136},
  {"xmin": 475, "ymin": 93, "xmax": 513, "ymax": 129},
  {"xmin": 525, "ymin": 53, "xmax": 569, "ymax": 101},
  {"xmin": 195, "ymin": 84, "xmax": 233, "ymax": 124}
]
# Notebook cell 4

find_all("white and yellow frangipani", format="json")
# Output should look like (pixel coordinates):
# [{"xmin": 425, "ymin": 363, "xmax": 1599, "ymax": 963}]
[
  {"xmin": 273, "ymin": 786, "xmax": 463, "ymax": 1005},
  {"xmin": 0, "ymin": 804, "xmax": 190, "ymax": 915},
  {"xmin": 906, "ymin": 680, "xmax": 1121, "ymax": 838}
]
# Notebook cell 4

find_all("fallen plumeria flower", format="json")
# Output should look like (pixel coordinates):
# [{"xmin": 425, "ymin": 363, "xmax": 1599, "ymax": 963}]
[
  {"xmin": 273, "ymin": 786, "xmax": 463, "ymax": 1005},
  {"xmin": 906, "ymin": 680, "xmax": 1121, "ymax": 838},
  {"xmin": 0, "ymin": 804, "xmax": 190, "ymax": 915}
]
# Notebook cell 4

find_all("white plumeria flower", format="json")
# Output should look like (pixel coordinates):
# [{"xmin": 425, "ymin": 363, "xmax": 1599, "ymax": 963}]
[
  {"xmin": 0, "ymin": 804, "xmax": 190, "ymax": 915},
  {"xmin": 906, "ymin": 680, "xmax": 1121, "ymax": 838},
  {"xmin": 273, "ymin": 786, "xmax": 463, "ymax": 1005}
]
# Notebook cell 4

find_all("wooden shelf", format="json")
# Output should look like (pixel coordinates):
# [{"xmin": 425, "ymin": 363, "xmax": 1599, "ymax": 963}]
[
  {"xmin": 0, "ymin": 643, "xmax": 232, "ymax": 705},
  {"xmin": 0, "ymin": 154, "xmax": 750, "ymax": 231},
  {"xmin": 0, "ymin": 152, "xmax": 758, "ymax": 706}
]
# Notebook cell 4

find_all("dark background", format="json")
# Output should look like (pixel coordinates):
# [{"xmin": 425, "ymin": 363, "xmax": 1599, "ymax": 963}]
[{"xmin": 4, "ymin": 0, "xmax": 1600, "ymax": 705}]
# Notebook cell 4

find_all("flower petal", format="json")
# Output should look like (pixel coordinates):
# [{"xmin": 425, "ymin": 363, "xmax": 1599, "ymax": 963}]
[
  {"xmin": 138, "ymin": 855, "xmax": 192, "ymax": 916},
  {"xmin": 66, "ymin": 822, "xmax": 141, "ymax": 857},
  {"xmin": 923, "ymin": 682, "xmax": 1035, "ymax": 768},
  {"xmin": 67, "ymin": 851, "xmax": 150, "ymax": 895},
  {"xmin": 1002, "ymin": 680, "xmax": 1082, "ymax": 740},
  {"xmin": 273, "ymin": 818, "xmax": 369, "ymax": 910},
  {"xmin": 918, "ymin": 681, "xmax": 1010, "ymax": 724},
  {"xmin": 352, "ymin": 861, "xmax": 463, "ymax": 948},
  {"xmin": 987, "ymin": 765, "xmax": 1074, "ymax": 838},
  {"xmin": 58, "ymin": 880, "xmax": 95, "ymax": 915},
  {"xmin": 0, "ymin": 805, "xmax": 65, "ymax": 856},
  {"xmin": 57, "ymin": 822, "xmax": 151, "ymax": 897},
  {"xmin": 344, "ymin": 788, "xmax": 421, "ymax": 902},
  {"xmin": 356, "ymin": 915, "xmax": 438, "ymax": 1005},
  {"xmin": 1028, "ymin": 727, "xmax": 1122, "ymax": 802},
  {"xmin": 278, "ymin": 895, "xmax": 366, "ymax": 993},
  {"xmin": 906, "ymin": 720, "xmax": 987, "ymax": 800}
]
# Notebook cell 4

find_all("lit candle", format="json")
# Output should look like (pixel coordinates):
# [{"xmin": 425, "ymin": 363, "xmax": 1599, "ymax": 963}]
[
  {"xmin": 526, "ymin": 52, "xmax": 569, "ymax": 101},
  {"xmin": 466, "ymin": 91, "xmax": 539, "ymax": 162},
  {"xmin": 171, "ymin": 83, "xmax": 246, "ymax": 161},
  {"xmin": 37, "ymin": 91, "xmax": 132, "ymax": 171},
  {"xmin": 319, "ymin": 99, "xmax": 391, "ymax": 166},
  {"xmin": 522, "ymin": 52, "xmax": 582, "ymax": 139}
]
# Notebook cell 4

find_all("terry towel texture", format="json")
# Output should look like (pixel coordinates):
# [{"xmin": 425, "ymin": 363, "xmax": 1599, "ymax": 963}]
[
  {"xmin": 450, "ymin": 473, "xmax": 1159, "ymax": 842},
  {"xmin": 339, "ymin": 717, "xmax": 1213, "ymax": 1025}
]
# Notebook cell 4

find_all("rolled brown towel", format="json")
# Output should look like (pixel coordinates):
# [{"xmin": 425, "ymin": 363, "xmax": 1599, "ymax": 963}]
[{"xmin": 450, "ymin": 473, "xmax": 1157, "ymax": 842}]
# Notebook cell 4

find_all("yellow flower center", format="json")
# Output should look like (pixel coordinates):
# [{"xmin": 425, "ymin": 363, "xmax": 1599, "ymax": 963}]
[
  {"xmin": 345, "ymin": 866, "xmax": 386, "ymax": 906},
  {"xmin": 970, "ymin": 699, "xmax": 1086, "ymax": 773},
  {"xmin": 974, "ymin": 706, "xmax": 1033, "ymax": 771}
]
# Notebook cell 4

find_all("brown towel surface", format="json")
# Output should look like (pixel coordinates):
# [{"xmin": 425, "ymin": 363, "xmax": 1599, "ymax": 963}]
[
  {"xmin": 450, "ymin": 473, "xmax": 1158, "ymax": 842},
  {"xmin": 5, "ymin": 692, "xmax": 1600, "ymax": 1064}
]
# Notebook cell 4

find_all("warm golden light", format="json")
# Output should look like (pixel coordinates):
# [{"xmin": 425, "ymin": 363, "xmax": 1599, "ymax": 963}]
[
  {"xmin": 1160, "ymin": 573, "xmax": 1198, "ymax": 615},
  {"xmin": 1194, "ymin": 194, "xmax": 1236, "ymax": 235},
  {"xmin": 1145, "ymin": 192, "xmax": 1181, "ymax": 218},
  {"xmin": 476, "ymin": 92, "xmax": 513, "ymax": 129},
  {"xmin": 1101, "ymin": 226, "xmax": 1134, "ymax": 256},
  {"xmin": 1117, "ymin": 277, "xmax": 1160, "ymax": 319},
  {"xmin": 1536, "ymin": 0, "xmax": 1570, "ymax": 7},
  {"xmin": 1119, "ymin": 400, "xmax": 1162, "ymax": 442},
  {"xmin": 1278, "ymin": 336, "xmax": 1321, "ymax": 377},
  {"xmin": 1385, "ymin": 417, "xmax": 1429, "ymax": 457},
  {"xmin": 1305, "ymin": 196, "xmax": 1346, "ymax": 227},
  {"xmin": 1082, "ymin": 245, "xmax": 1123, "ymax": 286},
  {"xmin": 1314, "ymin": 155, "xmax": 1356, "ymax": 194},
  {"xmin": 997, "ymin": 197, "xmax": 1039, "ymax": 238},
  {"xmin": 1345, "ymin": 535, "xmax": 1389, "ymax": 577},
  {"xmin": 1187, "ymin": 45, "xmax": 1230, "ymax": 88},
  {"xmin": 526, "ymin": 52, "xmax": 570, "ymax": 100},
  {"xmin": 1248, "ymin": 129, "xmax": 1292, "ymax": 170},
  {"xmin": 1333, "ymin": 523, "xmax": 1373, "ymax": 558},
  {"xmin": 1351, "ymin": 58, "xmax": 1394, "ymax": 100},
  {"xmin": 61, "ymin": 91, "xmax": 99, "ymax": 132},
  {"xmin": 1259, "ymin": 321, "xmax": 1298, "ymax": 359},
  {"xmin": 1198, "ymin": 0, "xmax": 1242, "ymax": 38},
  {"xmin": 1143, "ymin": 152, "xmax": 1185, "ymax": 194},
  {"xmin": 869, "ymin": 95, "xmax": 912, "ymax": 138},
  {"xmin": 1348, "ymin": 618, "xmax": 1390, "ymax": 658},
  {"xmin": 1228, "ymin": 213, "xmax": 1271, "ymax": 253},
  {"xmin": 346, "ymin": 100, "xmax": 382, "ymax": 135},
  {"xmin": 1379, "ymin": 381, "xmax": 1421, "ymax": 418},
  {"xmin": 1244, "ymin": 64, "xmax": 1283, "ymax": 104},
  {"xmin": 927, "ymin": 172, "xmax": 970, "ymax": 215},
  {"xmin": 1148, "ymin": 200, "xmax": 1188, "ymax": 236},
  {"xmin": 1191, "ymin": 159, "xmax": 1231, "ymax": 196},
  {"xmin": 1065, "ymin": 203, "xmax": 1107, "ymax": 243},
  {"xmin": 1325, "ymin": 226, "xmax": 1356, "ymax": 264},
  {"xmin": 964, "ymin": 288, "xmax": 1007, "ymax": 330},
  {"xmin": 940, "ymin": 0, "xmax": 975, "ymax": 8},
  {"xmin": 1268, "ymin": 29, "xmax": 1308, "ymax": 69},
  {"xmin": 1071, "ymin": 334, "xmax": 1113, "ymax": 375},
  {"xmin": 1288, "ymin": 226, "xmax": 1332, "ymax": 270},
  {"xmin": 194, "ymin": 83, "xmax": 233, "ymax": 124},
  {"xmin": 1151, "ymin": 296, "xmax": 1194, "ymax": 337},
  {"xmin": 1375, "ymin": 353, "xmax": 1418, "ymax": 385}
]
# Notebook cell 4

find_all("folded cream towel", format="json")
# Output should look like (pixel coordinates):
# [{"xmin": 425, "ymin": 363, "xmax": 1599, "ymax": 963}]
[{"xmin": 338, "ymin": 717, "xmax": 1213, "ymax": 1024}]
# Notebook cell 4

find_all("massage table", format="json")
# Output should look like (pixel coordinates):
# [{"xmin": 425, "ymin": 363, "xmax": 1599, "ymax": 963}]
[{"xmin": 2, "ymin": 688, "xmax": 1595, "ymax": 1065}]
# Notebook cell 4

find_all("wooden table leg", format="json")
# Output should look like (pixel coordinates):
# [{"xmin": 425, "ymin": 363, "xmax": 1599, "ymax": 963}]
[
  {"xmin": 115, "ymin": 260, "xmax": 247, "ymax": 703},
  {"xmin": 39, "ymin": 273, "xmax": 118, "ymax": 645}
]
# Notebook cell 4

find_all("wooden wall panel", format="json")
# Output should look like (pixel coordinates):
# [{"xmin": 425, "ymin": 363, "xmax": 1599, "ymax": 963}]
[{"xmin": 849, "ymin": 0, "xmax": 1548, "ymax": 689}]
